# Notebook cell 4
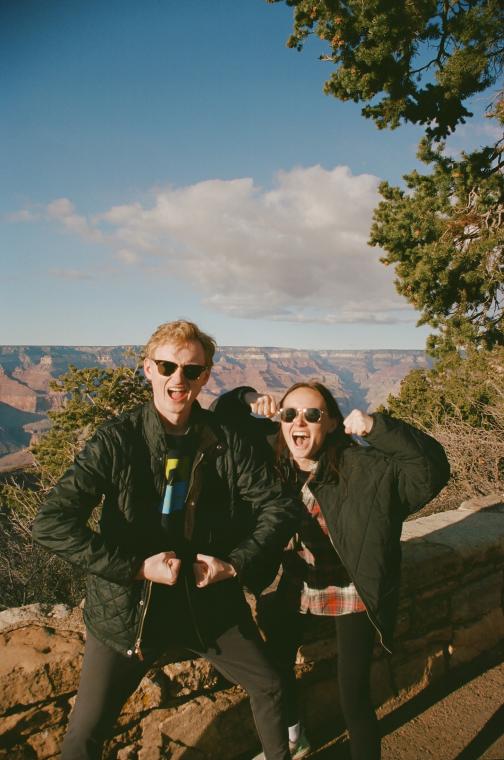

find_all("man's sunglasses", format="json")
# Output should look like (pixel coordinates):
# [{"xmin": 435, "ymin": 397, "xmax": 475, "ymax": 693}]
[
  {"xmin": 279, "ymin": 407, "xmax": 326, "ymax": 423},
  {"xmin": 151, "ymin": 359, "xmax": 208, "ymax": 381}
]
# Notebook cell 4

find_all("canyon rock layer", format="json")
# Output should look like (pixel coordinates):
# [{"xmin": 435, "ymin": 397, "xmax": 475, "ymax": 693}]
[{"xmin": 0, "ymin": 345, "xmax": 430, "ymax": 468}]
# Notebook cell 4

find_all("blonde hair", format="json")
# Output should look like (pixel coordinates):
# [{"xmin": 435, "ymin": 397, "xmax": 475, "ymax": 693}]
[{"xmin": 144, "ymin": 320, "xmax": 217, "ymax": 366}]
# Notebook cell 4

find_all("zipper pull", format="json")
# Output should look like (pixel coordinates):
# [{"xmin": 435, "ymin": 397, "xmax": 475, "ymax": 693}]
[{"xmin": 134, "ymin": 640, "xmax": 145, "ymax": 661}]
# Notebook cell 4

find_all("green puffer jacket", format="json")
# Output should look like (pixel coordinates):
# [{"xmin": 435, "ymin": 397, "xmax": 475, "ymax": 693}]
[
  {"xmin": 32, "ymin": 401, "xmax": 301, "ymax": 658},
  {"xmin": 212, "ymin": 388, "xmax": 450, "ymax": 652}
]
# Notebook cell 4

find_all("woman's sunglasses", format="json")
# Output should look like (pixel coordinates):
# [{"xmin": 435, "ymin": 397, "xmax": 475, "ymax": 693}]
[
  {"xmin": 279, "ymin": 407, "xmax": 326, "ymax": 423},
  {"xmin": 151, "ymin": 359, "xmax": 207, "ymax": 381}
]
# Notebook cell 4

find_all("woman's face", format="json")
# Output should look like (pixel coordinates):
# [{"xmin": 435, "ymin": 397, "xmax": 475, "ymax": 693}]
[{"xmin": 280, "ymin": 387, "xmax": 338, "ymax": 467}]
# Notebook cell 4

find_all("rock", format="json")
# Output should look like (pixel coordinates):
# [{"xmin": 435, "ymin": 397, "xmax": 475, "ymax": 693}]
[
  {"xmin": 450, "ymin": 571, "xmax": 503, "ymax": 624},
  {"xmin": 449, "ymin": 608, "xmax": 504, "ymax": 668},
  {"xmin": 161, "ymin": 658, "xmax": 220, "ymax": 698},
  {"xmin": 458, "ymin": 493, "xmax": 504, "ymax": 512},
  {"xmin": 159, "ymin": 688, "xmax": 255, "ymax": 760},
  {"xmin": 0, "ymin": 624, "xmax": 84, "ymax": 710},
  {"xmin": 0, "ymin": 500, "xmax": 503, "ymax": 759},
  {"xmin": 0, "ymin": 604, "xmax": 84, "ymax": 635}
]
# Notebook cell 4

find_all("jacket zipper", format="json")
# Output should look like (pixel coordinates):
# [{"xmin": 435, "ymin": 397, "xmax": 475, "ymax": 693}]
[
  {"xmin": 130, "ymin": 579, "xmax": 153, "ymax": 660},
  {"xmin": 187, "ymin": 451, "xmax": 204, "ymax": 498},
  {"xmin": 131, "ymin": 448, "xmax": 167, "ymax": 659},
  {"xmin": 130, "ymin": 449, "xmax": 210, "ymax": 659},
  {"xmin": 183, "ymin": 450, "xmax": 207, "ymax": 650},
  {"xmin": 325, "ymin": 521, "xmax": 389, "ymax": 651},
  {"xmin": 184, "ymin": 573, "xmax": 207, "ymax": 650},
  {"xmin": 307, "ymin": 481, "xmax": 390, "ymax": 653}
]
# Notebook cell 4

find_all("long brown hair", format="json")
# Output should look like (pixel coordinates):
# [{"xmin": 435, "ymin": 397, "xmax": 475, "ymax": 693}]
[{"xmin": 275, "ymin": 381, "xmax": 355, "ymax": 480}]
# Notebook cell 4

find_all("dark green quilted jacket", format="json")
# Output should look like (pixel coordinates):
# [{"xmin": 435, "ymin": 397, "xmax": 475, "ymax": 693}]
[
  {"xmin": 212, "ymin": 389, "xmax": 450, "ymax": 652},
  {"xmin": 32, "ymin": 401, "xmax": 301, "ymax": 658}
]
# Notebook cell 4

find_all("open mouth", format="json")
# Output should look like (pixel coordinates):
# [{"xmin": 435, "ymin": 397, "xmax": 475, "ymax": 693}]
[
  {"xmin": 167, "ymin": 388, "xmax": 188, "ymax": 401},
  {"xmin": 292, "ymin": 431, "xmax": 310, "ymax": 448}
]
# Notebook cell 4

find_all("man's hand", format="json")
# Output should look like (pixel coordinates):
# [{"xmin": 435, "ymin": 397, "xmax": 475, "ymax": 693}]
[
  {"xmin": 135, "ymin": 551, "xmax": 181, "ymax": 585},
  {"xmin": 343, "ymin": 409, "xmax": 374, "ymax": 437},
  {"xmin": 193, "ymin": 554, "xmax": 237, "ymax": 588},
  {"xmin": 244, "ymin": 391, "xmax": 278, "ymax": 419}
]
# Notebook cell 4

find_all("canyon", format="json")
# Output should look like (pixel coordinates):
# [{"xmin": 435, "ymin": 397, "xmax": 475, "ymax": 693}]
[{"xmin": 0, "ymin": 345, "xmax": 431, "ymax": 468}]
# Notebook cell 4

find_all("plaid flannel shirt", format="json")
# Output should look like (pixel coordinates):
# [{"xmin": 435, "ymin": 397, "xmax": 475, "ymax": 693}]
[{"xmin": 279, "ymin": 474, "xmax": 366, "ymax": 617}]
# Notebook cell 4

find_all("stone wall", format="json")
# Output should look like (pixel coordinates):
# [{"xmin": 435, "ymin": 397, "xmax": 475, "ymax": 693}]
[{"xmin": 1, "ymin": 495, "xmax": 503, "ymax": 759}]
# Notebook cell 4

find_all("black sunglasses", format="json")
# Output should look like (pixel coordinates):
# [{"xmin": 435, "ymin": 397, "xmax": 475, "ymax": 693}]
[
  {"xmin": 151, "ymin": 359, "xmax": 208, "ymax": 381},
  {"xmin": 279, "ymin": 407, "xmax": 326, "ymax": 423}
]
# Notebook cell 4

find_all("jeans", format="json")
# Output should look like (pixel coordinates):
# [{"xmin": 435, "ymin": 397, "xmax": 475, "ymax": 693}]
[
  {"xmin": 62, "ymin": 612, "xmax": 290, "ymax": 760},
  {"xmin": 258, "ymin": 600, "xmax": 380, "ymax": 760}
]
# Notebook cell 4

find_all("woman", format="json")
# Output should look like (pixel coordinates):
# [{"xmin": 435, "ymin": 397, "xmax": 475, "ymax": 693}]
[{"xmin": 213, "ymin": 382, "xmax": 449, "ymax": 760}]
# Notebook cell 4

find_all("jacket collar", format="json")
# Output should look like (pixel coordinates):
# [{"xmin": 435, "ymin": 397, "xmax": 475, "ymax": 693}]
[{"xmin": 142, "ymin": 400, "xmax": 226, "ymax": 459}]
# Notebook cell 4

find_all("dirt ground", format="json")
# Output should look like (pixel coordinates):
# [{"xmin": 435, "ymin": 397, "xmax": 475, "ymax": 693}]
[{"xmin": 310, "ymin": 643, "xmax": 504, "ymax": 760}]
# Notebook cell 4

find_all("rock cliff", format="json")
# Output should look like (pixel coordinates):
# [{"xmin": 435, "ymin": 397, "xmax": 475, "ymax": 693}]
[
  {"xmin": 1, "ymin": 496, "xmax": 502, "ymax": 759},
  {"xmin": 0, "ymin": 346, "xmax": 431, "ymax": 466}
]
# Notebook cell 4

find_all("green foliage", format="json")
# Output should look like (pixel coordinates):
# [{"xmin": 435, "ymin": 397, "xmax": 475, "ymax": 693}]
[
  {"xmin": 370, "ymin": 129, "xmax": 504, "ymax": 357},
  {"xmin": 383, "ymin": 347, "xmax": 504, "ymax": 514},
  {"xmin": 270, "ymin": 0, "xmax": 504, "ymax": 138},
  {"xmin": 382, "ymin": 346, "xmax": 504, "ymax": 427},
  {"xmin": 0, "ymin": 359, "xmax": 151, "ymax": 609},
  {"xmin": 271, "ymin": 0, "xmax": 504, "ymax": 358},
  {"xmin": 36, "ymin": 361, "xmax": 151, "ymax": 480}
]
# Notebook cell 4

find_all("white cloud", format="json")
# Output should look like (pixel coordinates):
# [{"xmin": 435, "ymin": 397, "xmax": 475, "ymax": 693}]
[
  {"xmin": 46, "ymin": 198, "xmax": 104, "ymax": 242},
  {"xmin": 115, "ymin": 248, "xmax": 140, "ymax": 264},
  {"xmin": 4, "ymin": 209, "xmax": 39, "ymax": 222},
  {"xmin": 15, "ymin": 165, "xmax": 414, "ymax": 325},
  {"xmin": 444, "ymin": 117, "xmax": 503, "ymax": 158}
]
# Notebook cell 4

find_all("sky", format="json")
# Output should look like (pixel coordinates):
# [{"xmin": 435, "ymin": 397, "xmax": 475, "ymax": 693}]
[{"xmin": 1, "ymin": 0, "xmax": 497, "ymax": 350}]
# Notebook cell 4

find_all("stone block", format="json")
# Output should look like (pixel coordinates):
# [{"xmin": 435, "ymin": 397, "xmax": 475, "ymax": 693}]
[
  {"xmin": 449, "ymin": 608, "xmax": 504, "ymax": 668},
  {"xmin": 0, "ymin": 746, "xmax": 36, "ymax": 760},
  {"xmin": 161, "ymin": 658, "xmax": 220, "ymax": 697},
  {"xmin": 402, "ymin": 510, "xmax": 504, "ymax": 569},
  {"xmin": 298, "ymin": 673, "xmax": 341, "ymax": 732},
  {"xmin": 0, "ymin": 701, "xmax": 66, "ymax": 743},
  {"xmin": 458, "ymin": 494, "xmax": 504, "ymax": 512},
  {"xmin": 159, "ymin": 687, "xmax": 255, "ymax": 760},
  {"xmin": 398, "ymin": 626, "xmax": 452, "ymax": 655},
  {"xmin": 113, "ymin": 706, "xmax": 175, "ymax": 760},
  {"xmin": 450, "ymin": 571, "xmax": 503, "ymax": 624},
  {"xmin": 411, "ymin": 595, "xmax": 450, "ymax": 633},
  {"xmin": 0, "ymin": 604, "xmax": 84, "ymax": 636},
  {"xmin": 297, "ymin": 635, "xmax": 338, "ymax": 664},
  {"xmin": 394, "ymin": 608, "xmax": 410, "ymax": 638},
  {"xmin": 0, "ymin": 626, "xmax": 83, "ymax": 711},
  {"xmin": 121, "ymin": 674, "xmax": 164, "ymax": 715},
  {"xmin": 388, "ymin": 646, "xmax": 446, "ymax": 702},
  {"xmin": 294, "ymin": 656, "xmax": 337, "ymax": 686},
  {"xmin": 400, "ymin": 539, "xmax": 462, "ymax": 593},
  {"xmin": 26, "ymin": 725, "xmax": 65, "ymax": 759},
  {"xmin": 370, "ymin": 656, "xmax": 395, "ymax": 707}
]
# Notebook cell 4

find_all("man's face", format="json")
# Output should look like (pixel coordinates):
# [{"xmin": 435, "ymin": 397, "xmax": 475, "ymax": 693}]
[{"xmin": 144, "ymin": 340, "xmax": 210, "ymax": 431}]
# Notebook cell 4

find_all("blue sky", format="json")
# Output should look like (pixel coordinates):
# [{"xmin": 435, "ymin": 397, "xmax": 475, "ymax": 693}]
[{"xmin": 1, "ymin": 0, "xmax": 496, "ymax": 349}]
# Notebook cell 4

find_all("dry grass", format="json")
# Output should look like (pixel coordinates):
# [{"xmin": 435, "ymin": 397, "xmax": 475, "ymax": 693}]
[{"xmin": 411, "ymin": 403, "xmax": 504, "ymax": 519}]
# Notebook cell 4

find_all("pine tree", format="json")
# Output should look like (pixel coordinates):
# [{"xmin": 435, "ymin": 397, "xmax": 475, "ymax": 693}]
[
  {"xmin": 271, "ymin": 0, "xmax": 504, "ymax": 138},
  {"xmin": 271, "ymin": 0, "xmax": 503, "ymax": 355},
  {"xmin": 0, "ymin": 359, "xmax": 150, "ymax": 608}
]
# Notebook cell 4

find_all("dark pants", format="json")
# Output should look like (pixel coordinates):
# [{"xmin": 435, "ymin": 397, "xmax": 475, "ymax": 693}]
[
  {"xmin": 259, "ymin": 602, "xmax": 380, "ymax": 760},
  {"xmin": 62, "ymin": 619, "xmax": 290, "ymax": 760}
]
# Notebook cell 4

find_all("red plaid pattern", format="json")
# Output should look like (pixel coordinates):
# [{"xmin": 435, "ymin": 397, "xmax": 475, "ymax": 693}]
[{"xmin": 279, "ymin": 478, "xmax": 366, "ymax": 617}]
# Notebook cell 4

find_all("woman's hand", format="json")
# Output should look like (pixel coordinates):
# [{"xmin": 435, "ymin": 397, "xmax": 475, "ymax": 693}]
[
  {"xmin": 243, "ymin": 391, "xmax": 278, "ymax": 418},
  {"xmin": 343, "ymin": 409, "xmax": 374, "ymax": 436}
]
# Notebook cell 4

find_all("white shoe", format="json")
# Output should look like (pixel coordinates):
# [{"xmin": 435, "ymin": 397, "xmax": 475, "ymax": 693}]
[
  {"xmin": 251, "ymin": 729, "xmax": 311, "ymax": 760},
  {"xmin": 289, "ymin": 727, "xmax": 311, "ymax": 759}
]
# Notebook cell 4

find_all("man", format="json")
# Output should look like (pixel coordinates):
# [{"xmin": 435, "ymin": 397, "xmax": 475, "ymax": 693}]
[{"xmin": 33, "ymin": 320, "xmax": 300, "ymax": 760}]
